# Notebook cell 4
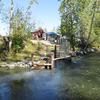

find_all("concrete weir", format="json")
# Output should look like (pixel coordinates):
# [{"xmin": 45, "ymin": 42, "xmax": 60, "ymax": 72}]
[
  {"xmin": 31, "ymin": 45, "xmax": 72, "ymax": 69},
  {"xmin": 31, "ymin": 53, "xmax": 71, "ymax": 70},
  {"xmin": 52, "ymin": 56, "xmax": 72, "ymax": 68}
]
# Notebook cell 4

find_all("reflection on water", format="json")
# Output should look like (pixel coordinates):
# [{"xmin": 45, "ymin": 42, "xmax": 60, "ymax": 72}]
[
  {"xmin": 0, "ymin": 83, "xmax": 11, "ymax": 100},
  {"xmin": 0, "ymin": 70, "xmax": 65, "ymax": 100},
  {"xmin": 0, "ymin": 53, "xmax": 100, "ymax": 100}
]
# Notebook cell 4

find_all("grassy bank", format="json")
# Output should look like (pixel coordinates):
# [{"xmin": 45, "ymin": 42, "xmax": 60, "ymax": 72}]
[{"xmin": 0, "ymin": 40, "xmax": 54, "ymax": 62}]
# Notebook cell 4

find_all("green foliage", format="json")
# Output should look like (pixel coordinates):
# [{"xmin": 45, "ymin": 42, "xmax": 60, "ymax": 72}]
[
  {"xmin": 11, "ymin": 10, "xmax": 26, "ymax": 53},
  {"xmin": 59, "ymin": 0, "xmax": 80, "ymax": 51},
  {"xmin": 12, "ymin": 33, "xmax": 25, "ymax": 53},
  {"xmin": 59, "ymin": 0, "xmax": 100, "ymax": 50},
  {"xmin": 0, "ymin": 0, "xmax": 37, "ymax": 53},
  {"xmin": 10, "ymin": 5, "xmax": 36, "ymax": 53}
]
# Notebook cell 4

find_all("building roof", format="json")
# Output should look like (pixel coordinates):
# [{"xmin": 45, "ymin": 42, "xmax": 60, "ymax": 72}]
[{"xmin": 47, "ymin": 32, "xmax": 59, "ymax": 36}]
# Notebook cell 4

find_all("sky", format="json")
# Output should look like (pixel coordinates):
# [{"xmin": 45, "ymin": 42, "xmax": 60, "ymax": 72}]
[
  {"xmin": 32, "ymin": 0, "xmax": 61, "ymax": 31},
  {"xmin": 0, "ymin": 0, "xmax": 61, "ymax": 36}
]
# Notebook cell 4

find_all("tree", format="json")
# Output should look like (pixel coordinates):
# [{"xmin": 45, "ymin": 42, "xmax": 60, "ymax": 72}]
[
  {"xmin": 59, "ymin": 0, "xmax": 80, "ymax": 51},
  {"xmin": 9, "ymin": 0, "xmax": 14, "ymax": 36},
  {"xmin": 59, "ymin": 0, "xmax": 100, "ymax": 51},
  {"xmin": 85, "ymin": 0, "xmax": 99, "ymax": 48},
  {"xmin": 10, "ymin": 0, "xmax": 37, "ymax": 53},
  {"xmin": 0, "ymin": 0, "xmax": 37, "ymax": 54}
]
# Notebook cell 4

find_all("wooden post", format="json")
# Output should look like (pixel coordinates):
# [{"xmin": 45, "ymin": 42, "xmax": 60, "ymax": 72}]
[
  {"xmin": 31, "ymin": 53, "xmax": 34, "ymax": 67},
  {"xmin": 51, "ymin": 53, "xmax": 54, "ymax": 68},
  {"xmin": 54, "ymin": 45, "xmax": 57, "ymax": 58}
]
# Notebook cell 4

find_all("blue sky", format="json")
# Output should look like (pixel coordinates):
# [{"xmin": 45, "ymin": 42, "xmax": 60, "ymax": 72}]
[
  {"xmin": 0, "ymin": 0, "xmax": 60, "ymax": 35},
  {"xmin": 32, "ymin": 0, "xmax": 60, "ymax": 31}
]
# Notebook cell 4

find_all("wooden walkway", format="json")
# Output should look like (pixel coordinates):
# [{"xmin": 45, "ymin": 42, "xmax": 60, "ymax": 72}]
[{"xmin": 53, "ymin": 55, "xmax": 71, "ymax": 61}]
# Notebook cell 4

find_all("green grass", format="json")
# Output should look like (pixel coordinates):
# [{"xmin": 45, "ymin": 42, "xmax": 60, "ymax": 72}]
[{"xmin": 0, "ymin": 39, "xmax": 54, "ymax": 64}]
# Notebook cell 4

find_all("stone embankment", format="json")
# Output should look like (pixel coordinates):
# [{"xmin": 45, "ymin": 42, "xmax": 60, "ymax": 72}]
[
  {"xmin": 0, "ymin": 60, "xmax": 32, "ymax": 69},
  {"xmin": 69, "ymin": 48, "xmax": 97, "ymax": 57}
]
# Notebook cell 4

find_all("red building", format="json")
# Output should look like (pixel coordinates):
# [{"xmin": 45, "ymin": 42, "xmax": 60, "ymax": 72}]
[{"xmin": 32, "ymin": 28, "xmax": 44, "ymax": 40}]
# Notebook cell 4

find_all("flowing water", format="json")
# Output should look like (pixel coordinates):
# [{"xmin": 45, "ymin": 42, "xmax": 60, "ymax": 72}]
[{"xmin": 0, "ymin": 53, "xmax": 100, "ymax": 100}]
